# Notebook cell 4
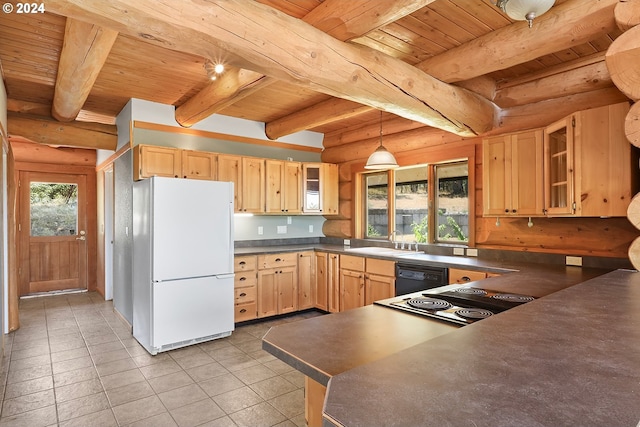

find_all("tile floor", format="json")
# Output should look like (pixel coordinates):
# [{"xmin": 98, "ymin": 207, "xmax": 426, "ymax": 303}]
[{"xmin": 0, "ymin": 292, "xmax": 324, "ymax": 427}]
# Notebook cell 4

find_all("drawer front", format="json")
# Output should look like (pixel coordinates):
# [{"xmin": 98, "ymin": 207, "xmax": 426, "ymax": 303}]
[
  {"xmin": 449, "ymin": 268, "xmax": 487, "ymax": 284},
  {"xmin": 258, "ymin": 252, "xmax": 298, "ymax": 269},
  {"xmin": 235, "ymin": 285, "xmax": 257, "ymax": 303},
  {"xmin": 365, "ymin": 258, "xmax": 395, "ymax": 277},
  {"xmin": 235, "ymin": 256, "xmax": 257, "ymax": 272},
  {"xmin": 234, "ymin": 302, "xmax": 257, "ymax": 322},
  {"xmin": 340, "ymin": 254, "xmax": 365, "ymax": 271},
  {"xmin": 234, "ymin": 273, "xmax": 257, "ymax": 288}
]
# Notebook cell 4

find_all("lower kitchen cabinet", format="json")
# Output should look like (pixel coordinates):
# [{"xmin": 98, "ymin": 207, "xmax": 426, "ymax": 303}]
[
  {"xmin": 297, "ymin": 251, "xmax": 315, "ymax": 310},
  {"xmin": 257, "ymin": 253, "xmax": 298, "ymax": 318},
  {"xmin": 314, "ymin": 252, "xmax": 329, "ymax": 311},
  {"xmin": 339, "ymin": 255, "xmax": 396, "ymax": 311},
  {"xmin": 449, "ymin": 268, "xmax": 488, "ymax": 284},
  {"xmin": 234, "ymin": 256, "xmax": 258, "ymax": 322},
  {"xmin": 364, "ymin": 258, "xmax": 395, "ymax": 305}
]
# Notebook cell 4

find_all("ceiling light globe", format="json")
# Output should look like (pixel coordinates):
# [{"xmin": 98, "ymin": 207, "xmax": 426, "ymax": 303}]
[
  {"xmin": 498, "ymin": 0, "xmax": 554, "ymax": 25},
  {"xmin": 364, "ymin": 145, "xmax": 399, "ymax": 170},
  {"xmin": 214, "ymin": 63, "xmax": 225, "ymax": 74}
]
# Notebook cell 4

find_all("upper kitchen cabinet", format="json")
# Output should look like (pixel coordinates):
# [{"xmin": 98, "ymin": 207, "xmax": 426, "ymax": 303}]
[
  {"xmin": 133, "ymin": 145, "xmax": 216, "ymax": 181},
  {"xmin": 302, "ymin": 163, "xmax": 339, "ymax": 215},
  {"xmin": 181, "ymin": 150, "xmax": 216, "ymax": 180},
  {"xmin": 133, "ymin": 145, "xmax": 181, "ymax": 180},
  {"xmin": 265, "ymin": 160, "xmax": 302, "ymax": 214},
  {"xmin": 483, "ymin": 129, "xmax": 544, "ymax": 217},
  {"xmin": 218, "ymin": 154, "xmax": 265, "ymax": 213},
  {"xmin": 543, "ymin": 102, "xmax": 633, "ymax": 217}
]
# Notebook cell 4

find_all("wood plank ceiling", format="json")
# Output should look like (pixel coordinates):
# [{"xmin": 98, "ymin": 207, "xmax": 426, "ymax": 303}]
[{"xmin": 0, "ymin": 0, "xmax": 628, "ymax": 150}]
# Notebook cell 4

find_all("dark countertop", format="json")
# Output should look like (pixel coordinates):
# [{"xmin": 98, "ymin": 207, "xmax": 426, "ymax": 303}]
[
  {"xmin": 323, "ymin": 269, "xmax": 640, "ymax": 427},
  {"xmin": 257, "ymin": 243, "xmax": 636, "ymax": 426}
]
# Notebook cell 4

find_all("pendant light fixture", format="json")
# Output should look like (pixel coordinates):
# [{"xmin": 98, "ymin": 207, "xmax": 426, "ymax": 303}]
[
  {"xmin": 364, "ymin": 111, "xmax": 399, "ymax": 170},
  {"xmin": 494, "ymin": 0, "xmax": 555, "ymax": 28}
]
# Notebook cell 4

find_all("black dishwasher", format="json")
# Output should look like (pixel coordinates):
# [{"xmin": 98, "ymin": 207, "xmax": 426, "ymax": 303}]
[{"xmin": 395, "ymin": 263, "xmax": 448, "ymax": 296}]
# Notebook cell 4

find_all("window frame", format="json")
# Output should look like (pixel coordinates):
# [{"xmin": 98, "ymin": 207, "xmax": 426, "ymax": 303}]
[{"xmin": 355, "ymin": 144, "xmax": 475, "ymax": 247}]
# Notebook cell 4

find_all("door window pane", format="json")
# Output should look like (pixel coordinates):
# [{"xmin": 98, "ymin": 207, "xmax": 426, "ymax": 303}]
[
  {"xmin": 435, "ymin": 162, "xmax": 469, "ymax": 243},
  {"xmin": 365, "ymin": 173, "xmax": 388, "ymax": 239},
  {"xmin": 30, "ymin": 182, "xmax": 78, "ymax": 236},
  {"xmin": 395, "ymin": 166, "xmax": 428, "ymax": 243}
]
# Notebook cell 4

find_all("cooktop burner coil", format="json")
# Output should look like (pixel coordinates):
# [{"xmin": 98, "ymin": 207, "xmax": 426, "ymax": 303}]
[
  {"xmin": 454, "ymin": 307, "xmax": 494, "ymax": 320},
  {"xmin": 491, "ymin": 293, "xmax": 535, "ymax": 302},
  {"xmin": 405, "ymin": 297, "xmax": 451, "ymax": 311}
]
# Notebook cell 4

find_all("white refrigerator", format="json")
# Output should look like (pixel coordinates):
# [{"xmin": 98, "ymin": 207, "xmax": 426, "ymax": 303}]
[{"xmin": 132, "ymin": 176, "xmax": 235, "ymax": 355}]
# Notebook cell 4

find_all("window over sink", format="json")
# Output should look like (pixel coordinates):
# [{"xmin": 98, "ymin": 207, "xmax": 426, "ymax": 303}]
[{"xmin": 360, "ymin": 160, "xmax": 469, "ymax": 245}]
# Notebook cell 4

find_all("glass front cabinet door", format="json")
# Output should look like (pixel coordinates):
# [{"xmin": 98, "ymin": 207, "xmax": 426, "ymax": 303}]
[
  {"xmin": 543, "ymin": 116, "xmax": 575, "ymax": 215},
  {"xmin": 302, "ymin": 164, "xmax": 322, "ymax": 213}
]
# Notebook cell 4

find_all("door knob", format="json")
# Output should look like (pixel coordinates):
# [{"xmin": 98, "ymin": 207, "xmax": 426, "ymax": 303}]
[{"xmin": 76, "ymin": 230, "xmax": 86, "ymax": 241}]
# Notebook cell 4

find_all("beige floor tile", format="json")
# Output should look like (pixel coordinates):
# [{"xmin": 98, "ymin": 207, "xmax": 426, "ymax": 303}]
[
  {"xmin": 50, "ymin": 347, "xmax": 90, "ymax": 363},
  {"xmin": 87, "ymin": 340, "xmax": 125, "ymax": 355},
  {"xmin": 139, "ymin": 359, "xmax": 182, "ymax": 380},
  {"xmin": 100, "ymin": 368, "xmax": 146, "ymax": 390},
  {"xmin": 4, "ymin": 375, "xmax": 54, "ymax": 399},
  {"xmin": 55, "ymin": 378, "xmax": 104, "ymax": 403},
  {"xmin": 54, "ymin": 366, "xmax": 99, "ymax": 387},
  {"xmin": 111, "ymin": 395, "xmax": 167, "ymax": 425},
  {"xmin": 204, "ymin": 346, "xmax": 244, "ymax": 361},
  {"xmin": 217, "ymin": 354, "xmax": 260, "ymax": 372},
  {"xmin": 95, "ymin": 358, "xmax": 138, "ymax": 377},
  {"xmin": 184, "ymin": 361, "xmax": 228, "ymax": 383},
  {"xmin": 2, "ymin": 389, "xmax": 55, "ymax": 417},
  {"xmin": 105, "ymin": 380, "xmax": 155, "ymax": 407},
  {"xmin": 198, "ymin": 373, "xmax": 245, "ymax": 398},
  {"xmin": 197, "ymin": 415, "xmax": 237, "ymax": 427},
  {"xmin": 233, "ymin": 364, "xmax": 278, "ymax": 385},
  {"xmin": 91, "ymin": 348, "xmax": 132, "ymax": 365},
  {"xmin": 6, "ymin": 363, "xmax": 52, "ymax": 385},
  {"xmin": 52, "ymin": 355, "xmax": 94, "ymax": 375},
  {"xmin": 58, "ymin": 408, "xmax": 118, "ymax": 427},
  {"xmin": 131, "ymin": 351, "xmax": 171, "ymax": 368},
  {"xmin": 147, "ymin": 371, "xmax": 194, "ymax": 394},
  {"xmin": 8, "ymin": 354, "xmax": 50, "ymax": 372},
  {"xmin": 56, "ymin": 391, "xmax": 110, "ymax": 422},
  {"xmin": 0, "ymin": 404, "xmax": 57, "ymax": 427},
  {"xmin": 268, "ymin": 389, "xmax": 304, "ymax": 419},
  {"xmin": 278, "ymin": 370, "xmax": 304, "ymax": 388},
  {"xmin": 10, "ymin": 344, "xmax": 50, "ymax": 361},
  {"xmin": 49, "ymin": 338, "xmax": 86, "ymax": 354},
  {"xmin": 249, "ymin": 376, "xmax": 298, "ymax": 400},
  {"xmin": 227, "ymin": 401, "xmax": 287, "ymax": 427},
  {"xmin": 126, "ymin": 412, "xmax": 178, "ymax": 427},
  {"xmin": 212, "ymin": 386, "xmax": 263, "ymax": 414},
  {"xmin": 157, "ymin": 383, "xmax": 208, "ymax": 410},
  {"xmin": 169, "ymin": 398, "xmax": 226, "ymax": 427},
  {"xmin": 172, "ymin": 352, "xmax": 215, "ymax": 370}
]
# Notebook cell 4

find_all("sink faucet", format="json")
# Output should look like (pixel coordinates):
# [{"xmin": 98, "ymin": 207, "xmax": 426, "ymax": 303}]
[
  {"xmin": 389, "ymin": 230, "xmax": 398, "ymax": 249},
  {"xmin": 400, "ymin": 233, "xmax": 405, "ymax": 250}
]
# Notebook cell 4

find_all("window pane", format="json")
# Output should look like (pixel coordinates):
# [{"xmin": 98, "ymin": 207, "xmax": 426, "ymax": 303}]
[
  {"xmin": 30, "ymin": 182, "xmax": 78, "ymax": 236},
  {"xmin": 365, "ymin": 172, "xmax": 388, "ymax": 239},
  {"xmin": 395, "ymin": 166, "xmax": 428, "ymax": 243},
  {"xmin": 435, "ymin": 162, "xmax": 469, "ymax": 243}
]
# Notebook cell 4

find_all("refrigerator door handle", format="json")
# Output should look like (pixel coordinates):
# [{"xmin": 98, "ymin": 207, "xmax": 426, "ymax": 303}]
[{"xmin": 216, "ymin": 273, "xmax": 235, "ymax": 280}]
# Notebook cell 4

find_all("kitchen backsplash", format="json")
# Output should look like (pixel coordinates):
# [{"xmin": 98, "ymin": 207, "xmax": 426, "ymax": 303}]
[{"xmin": 234, "ymin": 214, "xmax": 325, "ymax": 241}]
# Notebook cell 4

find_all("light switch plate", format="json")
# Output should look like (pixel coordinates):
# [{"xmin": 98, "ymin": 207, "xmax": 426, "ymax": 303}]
[
  {"xmin": 258, "ymin": 226, "xmax": 263, "ymax": 235},
  {"xmin": 309, "ymin": 225, "xmax": 314, "ymax": 233},
  {"xmin": 466, "ymin": 248, "xmax": 478, "ymax": 257}
]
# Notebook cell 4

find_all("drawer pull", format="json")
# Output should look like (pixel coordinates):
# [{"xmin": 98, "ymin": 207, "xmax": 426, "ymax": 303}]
[
  {"xmin": 239, "ymin": 277, "xmax": 246, "ymax": 281},
  {"xmin": 239, "ymin": 261, "xmax": 246, "ymax": 265},
  {"xmin": 239, "ymin": 292, "xmax": 247, "ymax": 297},
  {"xmin": 240, "ymin": 308, "xmax": 247, "ymax": 313},
  {"xmin": 275, "ymin": 258, "xmax": 282, "ymax": 262},
  {"xmin": 461, "ymin": 276, "xmax": 471, "ymax": 282}
]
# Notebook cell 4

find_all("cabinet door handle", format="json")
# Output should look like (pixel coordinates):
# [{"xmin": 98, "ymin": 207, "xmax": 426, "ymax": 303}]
[
  {"xmin": 239, "ymin": 261, "xmax": 246, "ymax": 265},
  {"xmin": 275, "ymin": 258, "xmax": 282, "ymax": 262},
  {"xmin": 239, "ymin": 277, "xmax": 246, "ymax": 281},
  {"xmin": 240, "ymin": 308, "xmax": 247, "ymax": 313},
  {"xmin": 461, "ymin": 276, "xmax": 471, "ymax": 282},
  {"xmin": 239, "ymin": 292, "xmax": 246, "ymax": 297}
]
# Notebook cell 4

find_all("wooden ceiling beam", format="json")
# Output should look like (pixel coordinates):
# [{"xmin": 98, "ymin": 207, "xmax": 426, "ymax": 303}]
[
  {"xmin": 52, "ymin": 18, "xmax": 118, "ymax": 122},
  {"xmin": 7, "ymin": 113, "xmax": 117, "ymax": 150},
  {"xmin": 176, "ymin": 0, "xmax": 434, "ymax": 130},
  {"xmin": 47, "ymin": 0, "xmax": 495, "ymax": 136},
  {"xmin": 270, "ymin": 0, "xmax": 619, "ymax": 138},
  {"xmin": 417, "ymin": 0, "xmax": 618, "ymax": 83},
  {"xmin": 265, "ymin": 98, "xmax": 372, "ymax": 140}
]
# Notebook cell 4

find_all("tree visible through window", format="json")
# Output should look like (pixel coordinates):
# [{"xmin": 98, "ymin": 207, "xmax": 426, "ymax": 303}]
[
  {"xmin": 435, "ymin": 162, "xmax": 469, "ymax": 243},
  {"xmin": 30, "ymin": 182, "xmax": 78, "ymax": 236}
]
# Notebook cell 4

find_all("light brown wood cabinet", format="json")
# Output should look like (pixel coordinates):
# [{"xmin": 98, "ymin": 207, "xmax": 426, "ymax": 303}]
[
  {"xmin": 339, "ymin": 255, "xmax": 395, "ymax": 311},
  {"xmin": 297, "ymin": 251, "xmax": 315, "ymax": 310},
  {"xmin": 302, "ymin": 163, "xmax": 339, "ymax": 215},
  {"xmin": 257, "ymin": 253, "xmax": 298, "ymax": 318},
  {"xmin": 234, "ymin": 255, "xmax": 258, "ymax": 322},
  {"xmin": 543, "ymin": 102, "xmax": 633, "ymax": 217},
  {"xmin": 448, "ymin": 268, "xmax": 487, "ymax": 285},
  {"xmin": 265, "ymin": 160, "xmax": 302, "ymax": 214},
  {"xmin": 133, "ymin": 145, "xmax": 216, "ymax": 181},
  {"xmin": 314, "ymin": 251, "xmax": 329, "ymax": 311},
  {"xmin": 483, "ymin": 129, "xmax": 544, "ymax": 217},
  {"xmin": 217, "ymin": 155, "xmax": 265, "ymax": 213}
]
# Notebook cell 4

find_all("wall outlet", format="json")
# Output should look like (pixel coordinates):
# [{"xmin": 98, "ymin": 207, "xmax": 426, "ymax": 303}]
[
  {"xmin": 566, "ymin": 256, "xmax": 583, "ymax": 266},
  {"xmin": 453, "ymin": 247, "xmax": 464, "ymax": 256},
  {"xmin": 344, "ymin": 239, "xmax": 351, "ymax": 247},
  {"xmin": 277, "ymin": 225, "xmax": 287, "ymax": 234},
  {"xmin": 466, "ymin": 248, "xmax": 478, "ymax": 257},
  {"xmin": 258, "ymin": 226, "xmax": 263, "ymax": 235},
  {"xmin": 309, "ymin": 225, "xmax": 314, "ymax": 233},
  {"xmin": 287, "ymin": 216, "xmax": 292, "ymax": 225}
]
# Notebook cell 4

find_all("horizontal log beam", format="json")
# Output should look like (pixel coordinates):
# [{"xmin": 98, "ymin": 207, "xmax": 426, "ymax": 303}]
[
  {"xmin": 7, "ymin": 113, "xmax": 117, "ymax": 150},
  {"xmin": 47, "ymin": 0, "xmax": 496, "ymax": 136},
  {"xmin": 417, "ymin": 0, "xmax": 618, "ymax": 83},
  {"xmin": 52, "ymin": 18, "xmax": 118, "ymax": 122}
]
